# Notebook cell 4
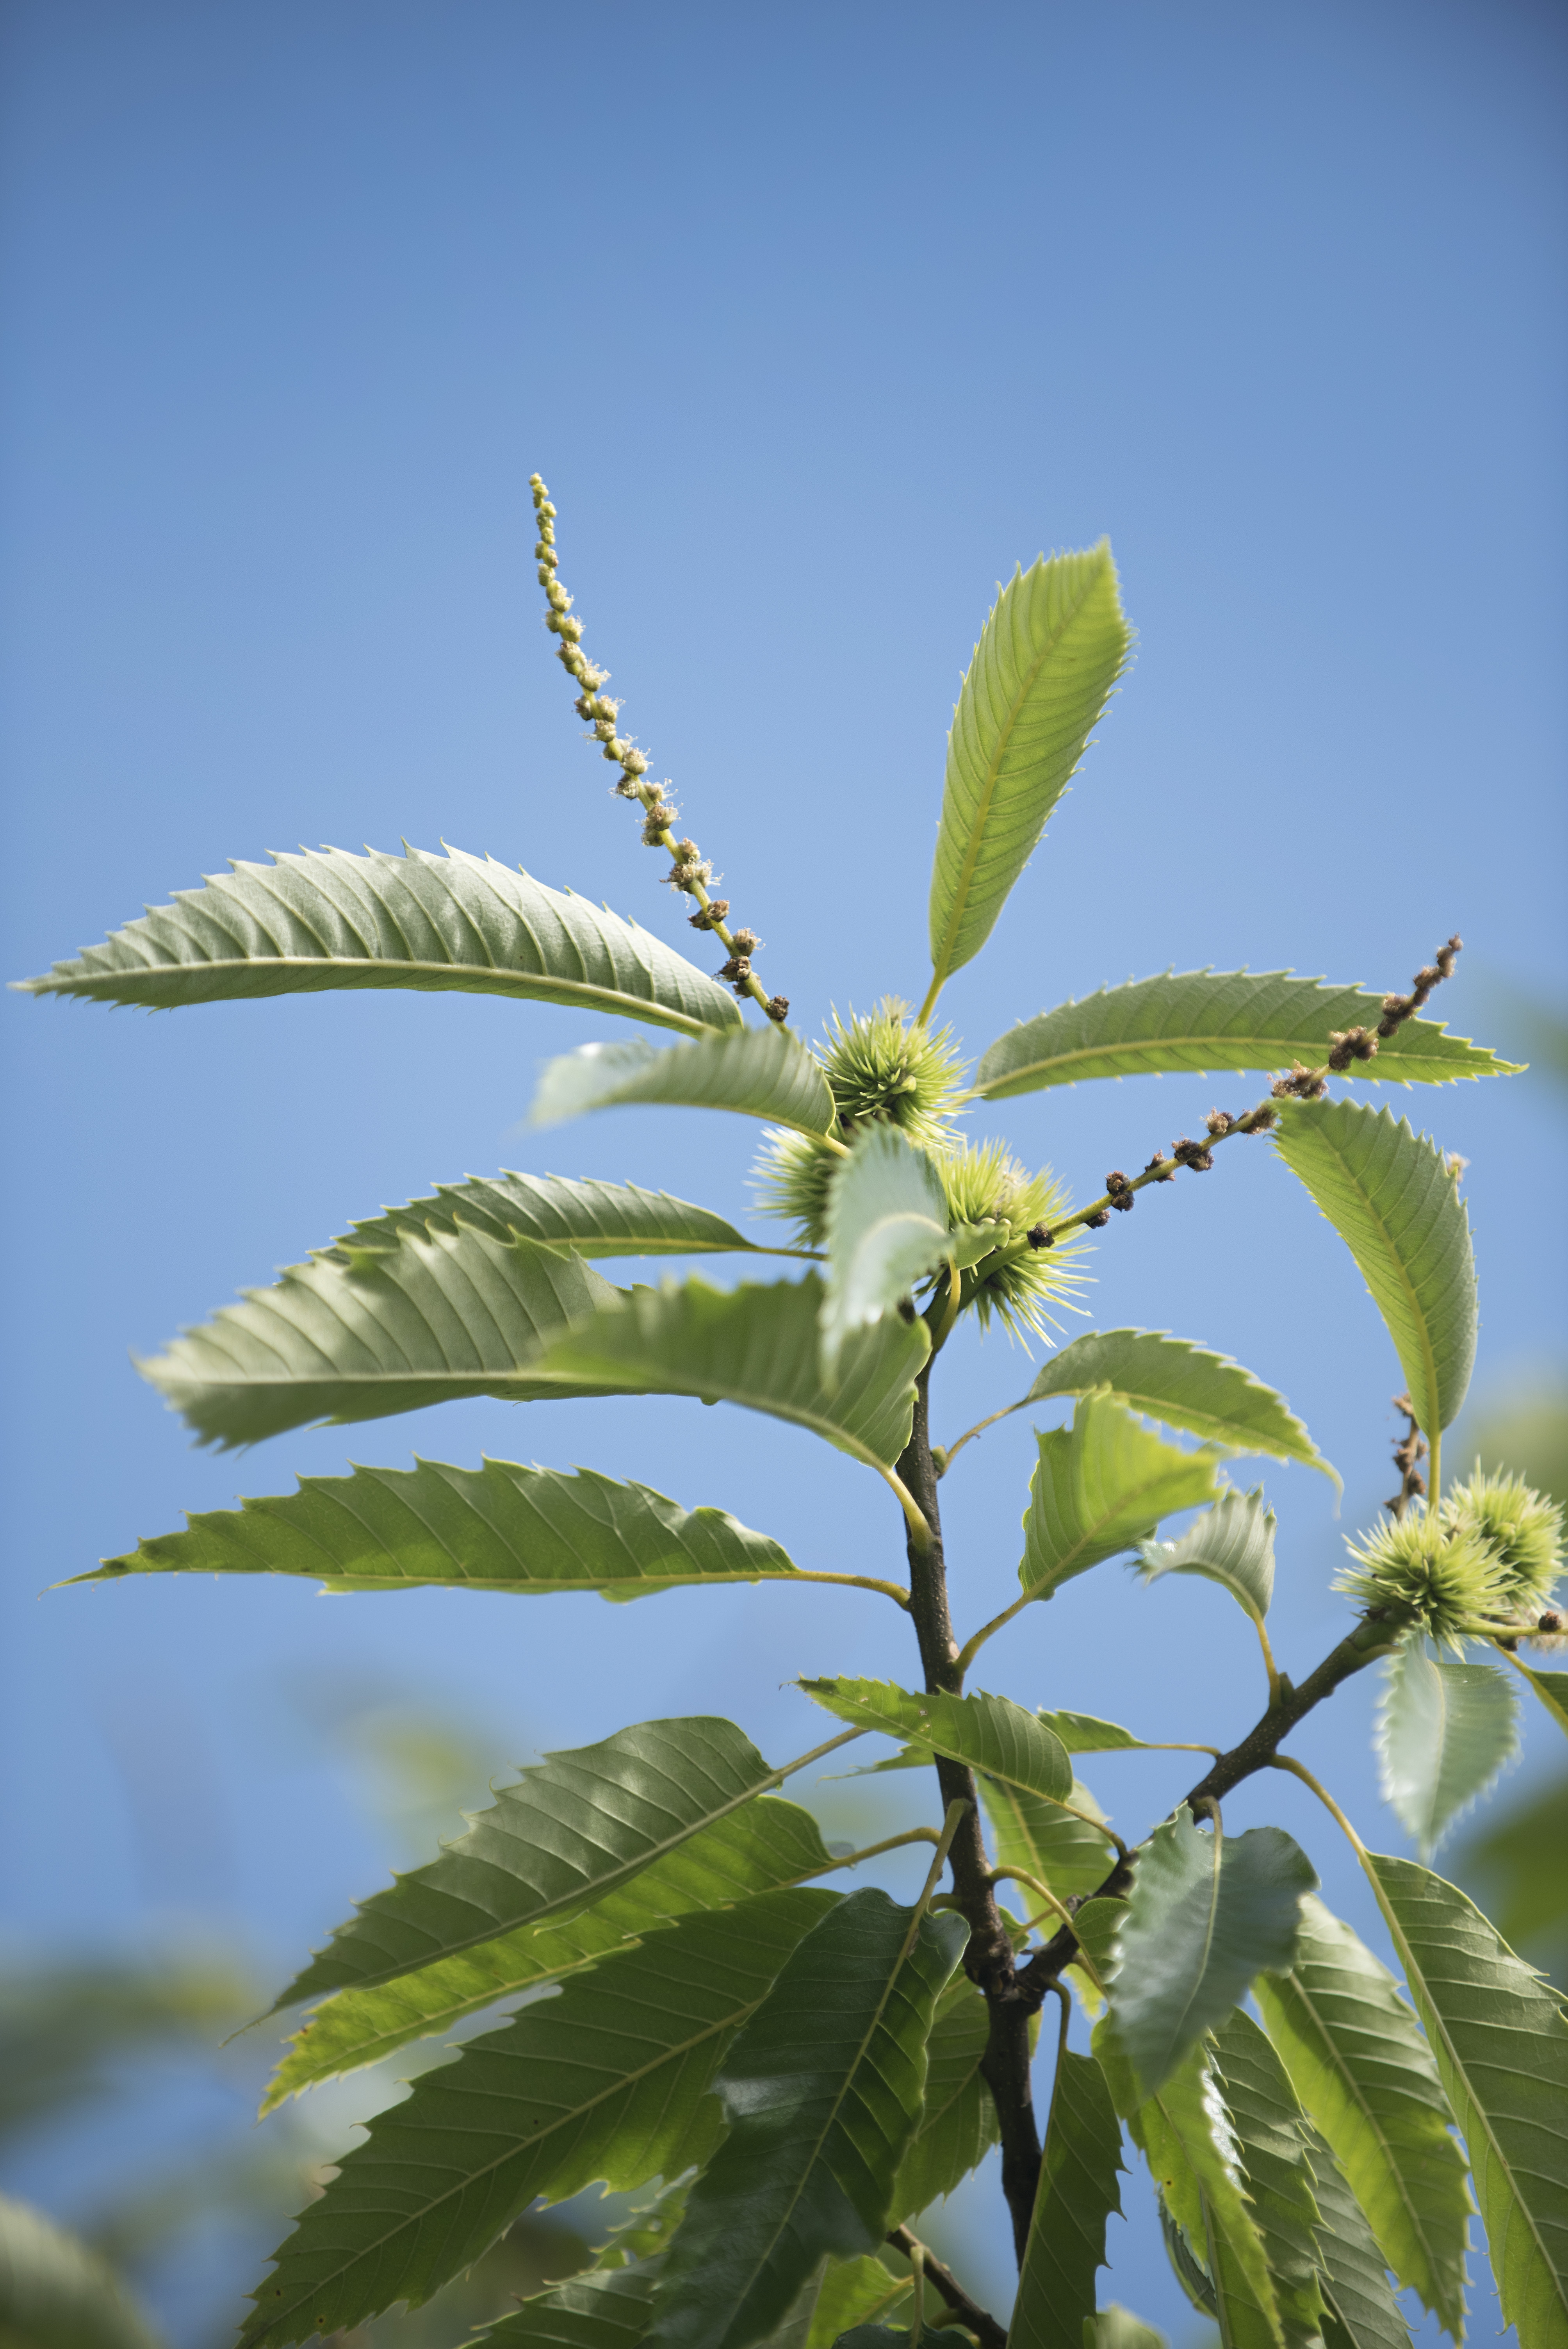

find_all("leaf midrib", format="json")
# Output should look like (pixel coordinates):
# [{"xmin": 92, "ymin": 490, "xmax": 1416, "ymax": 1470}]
[
  {"xmin": 1276, "ymin": 1966, "xmax": 1449, "ymax": 2306},
  {"xmin": 1294, "ymin": 1119, "xmax": 1443, "ymax": 1437},
  {"xmin": 931, "ymin": 566, "xmax": 1100, "ymax": 992},
  {"xmin": 1370, "ymin": 1871, "xmax": 1568, "ymax": 2332},
  {"xmin": 34, "ymin": 955, "xmax": 723, "ymax": 1032},
  {"xmin": 974, "ymin": 1030, "xmax": 1458, "ymax": 1091},
  {"xmin": 1028, "ymin": 1454, "xmax": 1206, "ymax": 1592}
]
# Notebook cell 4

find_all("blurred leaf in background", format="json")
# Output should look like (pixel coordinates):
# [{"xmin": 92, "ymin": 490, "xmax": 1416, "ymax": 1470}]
[{"xmin": 1448, "ymin": 1381, "xmax": 1568, "ymax": 1991}]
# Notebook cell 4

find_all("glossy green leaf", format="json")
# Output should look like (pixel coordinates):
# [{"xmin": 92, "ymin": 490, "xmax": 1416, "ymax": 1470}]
[
  {"xmin": 978, "ymin": 1775, "xmax": 1118, "ymax": 1906},
  {"xmin": 16, "ymin": 843, "xmax": 740, "ymax": 1034},
  {"xmin": 890, "ymin": 1974, "xmax": 999, "ymax": 2217},
  {"xmin": 644, "ymin": 1889, "xmax": 968, "ymax": 2349},
  {"xmin": 821, "ymin": 1125, "xmax": 951, "ymax": 1377},
  {"xmin": 533, "ymin": 1274, "xmax": 930, "ymax": 1474},
  {"xmin": 1111, "ymin": 1807, "xmax": 1318, "ymax": 2096},
  {"xmin": 1138, "ymin": 1491, "xmax": 1277, "ymax": 1625},
  {"xmin": 0, "ymin": 2192, "xmax": 166, "ymax": 2349},
  {"xmin": 531, "ymin": 1026, "xmax": 837, "ymax": 1140},
  {"xmin": 1377, "ymin": 1645, "xmax": 1519, "ymax": 1859},
  {"xmin": 1274, "ymin": 1101, "xmax": 1477, "ymax": 1438},
  {"xmin": 1035, "ymin": 1711, "xmax": 1198, "ymax": 1755},
  {"xmin": 240, "ymin": 1889, "xmax": 835, "ymax": 2347},
  {"xmin": 1011, "ymin": 2049, "xmax": 1126, "ymax": 2349},
  {"xmin": 798, "ymin": 1680, "xmax": 1073, "ymax": 1806},
  {"xmin": 1096, "ymin": 2028, "xmax": 1282, "ymax": 2349},
  {"xmin": 139, "ymin": 1229, "xmax": 623, "ymax": 1449},
  {"xmin": 927, "ymin": 544, "xmax": 1130, "ymax": 994},
  {"xmin": 972, "ymin": 970, "xmax": 1518, "ymax": 1100},
  {"xmin": 1301, "ymin": 2123, "xmax": 1413, "ymax": 2349},
  {"xmin": 264, "ymin": 1789, "xmax": 832, "ymax": 2111},
  {"xmin": 1365, "ymin": 1853, "xmax": 1568, "ymax": 2349},
  {"xmin": 1515, "ymin": 1665, "xmax": 1568, "ymax": 1738},
  {"xmin": 332, "ymin": 1170, "xmax": 787, "ymax": 1261},
  {"xmin": 1210, "ymin": 2012, "xmax": 1327, "ymax": 2349},
  {"xmin": 1019, "ymin": 1393, "xmax": 1222, "ymax": 1604},
  {"xmin": 1022, "ymin": 1329, "xmax": 1333, "ymax": 1483},
  {"xmin": 90, "ymin": 1459, "xmax": 802, "ymax": 1602},
  {"xmin": 268, "ymin": 1716, "xmax": 816, "ymax": 2014},
  {"xmin": 1253, "ymin": 1892, "xmax": 1468, "ymax": 2338}
]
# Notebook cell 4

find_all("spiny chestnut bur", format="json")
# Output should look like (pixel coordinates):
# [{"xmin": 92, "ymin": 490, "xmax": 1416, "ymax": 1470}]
[{"xmin": 26, "ymin": 478, "xmax": 1565, "ymax": 2349}]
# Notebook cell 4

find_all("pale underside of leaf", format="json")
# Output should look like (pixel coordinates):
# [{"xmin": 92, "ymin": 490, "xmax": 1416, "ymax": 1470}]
[
  {"xmin": 1253, "ymin": 1893, "xmax": 1469, "ymax": 2339},
  {"xmin": 1019, "ymin": 1392, "xmax": 1223, "ymax": 1603},
  {"xmin": 1210, "ymin": 2011, "xmax": 1327, "ymax": 2349},
  {"xmin": 927, "ymin": 544, "xmax": 1130, "ymax": 994},
  {"xmin": 1022, "ymin": 1329, "xmax": 1334, "ymax": 1484},
  {"xmin": 1138, "ymin": 1490, "xmax": 1277, "ymax": 1625},
  {"xmin": 239, "ymin": 1889, "xmax": 837, "ymax": 2348},
  {"xmin": 531, "ymin": 1025, "xmax": 838, "ymax": 1140},
  {"xmin": 972, "ymin": 971, "xmax": 1520, "ymax": 1099},
  {"xmin": 798, "ymin": 1679, "xmax": 1074, "ymax": 1806},
  {"xmin": 138, "ymin": 1230, "xmax": 626, "ymax": 1450},
  {"xmin": 90, "ymin": 1458, "xmax": 801, "ymax": 1600},
  {"xmin": 1512, "ymin": 1663, "xmax": 1568, "ymax": 1738},
  {"xmin": 531, "ymin": 1274, "xmax": 930, "ymax": 1475},
  {"xmin": 1377, "ymin": 1645, "xmax": 1519, "ymax": 1859},
  {"xmin": 1110, "ymin": 1807, "xmax": 1319, "ymax": 2098},
  {"xmin": 16, "ymin": 843, "xmax": 740, "ymax": 1034},
  {"xmin": 331, "ymin": 1169, "xmax": 790, "ymax": 1261},
  {"xmin": 1273, "ymin": 1100, "xmax": 1477, "ymax": 1440},
  {"xmin": 1301, "ymin": 2121, "xmax": 1414, "ymax": 2349},
  {"xmin": 978, "ymin": 1774, "xmax": 1118, "ymax": 1908},
  {"xmin": 1364, "ymin": 1854, "xmax": 1568, "ymax": 2349},
  {"xmin": 821, "ymin": 1125, "xmax": 951, "ymax": 1377},
  {"xmin": 269, "ymin": 1715, "xmax": 808, "ymax": 2012}
]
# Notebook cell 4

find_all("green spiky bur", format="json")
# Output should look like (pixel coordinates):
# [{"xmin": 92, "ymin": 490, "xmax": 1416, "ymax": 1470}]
[
  {"xmin": 1336, "ymin": 1512, "xmax": 1515, "ymax": 1650},
  {"xmin": 936, "ymin": 1137, "xmax": 1089, "ymax": 1341},
  {"xmin": 1441, "ymin": 1466, "xmax": 1563, "ymax": 1613}
]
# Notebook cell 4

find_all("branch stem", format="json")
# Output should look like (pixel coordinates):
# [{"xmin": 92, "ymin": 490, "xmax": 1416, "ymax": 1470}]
[{"xmin": 886, "ymin": 2225, "xmax": 1009, "ymax": 2349}]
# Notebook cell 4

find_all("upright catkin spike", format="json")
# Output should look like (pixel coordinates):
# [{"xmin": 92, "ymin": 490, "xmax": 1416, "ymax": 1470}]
[{"xmin": 526, "ymin": 473, "xmax": 789, "ymax": 1024}]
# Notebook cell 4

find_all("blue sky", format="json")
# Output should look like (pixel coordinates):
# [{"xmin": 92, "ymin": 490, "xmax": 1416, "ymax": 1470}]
[{"xmin": 3, "ymin": 1, "xmax": 1565, "ymax": 2338}]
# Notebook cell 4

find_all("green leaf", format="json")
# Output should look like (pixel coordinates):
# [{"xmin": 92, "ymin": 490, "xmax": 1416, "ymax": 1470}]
[
  {"xmin": 264, "ymin": 1789, "xmax": 832, "ymax": 2111},
  {"xmin": 890, "ymin": 1975, "xmax": 999, "ymax": 2218},
  {"xmin": 0, "ymin": 2192, "xmax": 167, "ymax": 2349},
  {"xmin": 927, "ymin": 544, "xmax": 1130, "ymax": 994},
  {"xmin": 1301, "ymin": 2124, "xmax": 1413, "ymax": 2349},
  {"xmin": 240, "ymin": 1888, "xmax": 836, "ymax": 2347},
  {"xmin": 16, "ymin": 843, "xmax": 740, "ymax": 1035},
  {"xmin": 1096, "ymin": 2028, "xmax": 1283, "ymax": 2349},
  {"xmin": 267, "ymin": 1716, "xmax": 818, "ymax": 2014},
  {"xmin": 1088, "ymin": 2307, "xmax": 1169, "ymax": 2349},
  {"xmin": 804, "ymin": 2260, "xmax": 914, "ymax": 2346},
  {"xmin": 644, "ymin": 1889, "xmax": 968, "ymax": 2349},
  {"xmin": 1209, "ymin": 2012, "xmax": 1327, "ymax": 2349},
  {"xmin": 798, "ymin": 1680, "xmax": 1073, "ymax": 1806},
  {"xmin": 1111, "ymin": 1807, "xmax": 1318, "ymax": 2096},
  {"xmin": 1253, "ymin": 1892, "xmax": 1469, "ymax": 2338},
  {"xmin": 1037, "ymin": 1711, "xmax": 1156, "ymax": 1753},
  {"xmin": 1364, "ymin": 1853, "xmax": 1568, "ymax": 2349},
  {"xmin": 139, "ymin": 1229, "xmax": 624, "ymax": 1449},
  {"xmin": 978, "ymin": 1776, "xmax": 1118, "ymax": 1906},
  {"xmin": 1273, "ymin": 1100, "xmax": 1477, "ymax": 1439},
  {"xmin": 1515, "ymin": 1665, "xmax": 1568, "ymax": 1738},
  {"xmin": 971, "ymin": 970, "xmax": 1519, "ymax": 1099},
  {"xmin": 332, "ymin": 1170, "xmax": 789, "ymax": 1262},
  {"xmin": 533, "ymin": 1275, "xmax": 930, "ymax": 1474},
  {"xmin": 531, "ymin": 1027, "xmax": 837, "ymax": 1141},
  {"xmin": 475, "ymin": 2262, "xmax": 659, "ymax": 2346},
  {"xmin": 89, "ymin": 1459, "xmax": 803, "ymax": 1601},
  {"xmin": 1138, "ymin": 1491, "xmax": 1277, "ymax": 1625},
  {"xmin": 1011, "ymin": 2049, "xmax": 1126, "ymax": 2349},
  {"xmin": 821, "ymin": 1126, "xmax": 951, "ymax": 1377},
  {"xmin": 1019, "ymin": 1393, "xmax": 1222, "ymax": 1604},
  {"xmin": 1022, "ymin": 1329, "xmax": 1334, "ymax": 1484},
  {"xmin": 1377, "ymin": 1646, "xmax": 1519, "ymax": 1859}
]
